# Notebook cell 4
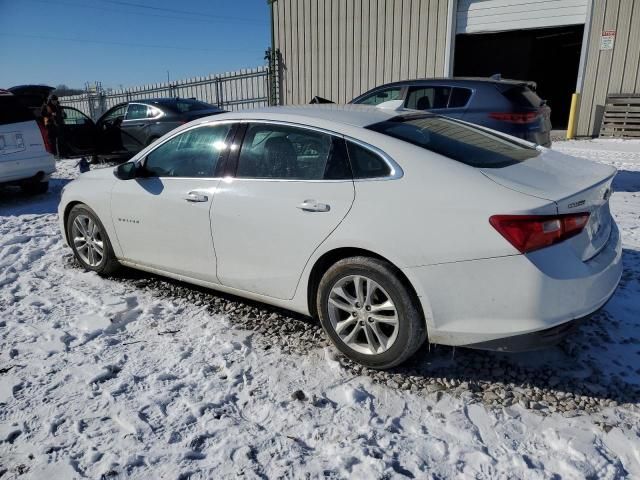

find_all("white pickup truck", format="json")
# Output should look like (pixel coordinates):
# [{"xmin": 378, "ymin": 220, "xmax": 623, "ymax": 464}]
[{"xmin": 0, "ymin": 89, "xmax": 55, "ymax": 194}]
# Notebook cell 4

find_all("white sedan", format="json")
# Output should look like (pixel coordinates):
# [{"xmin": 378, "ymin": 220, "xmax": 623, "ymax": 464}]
[{"xmin": 58, "ymin": 105, "xmax": 622, "ymax": 369}]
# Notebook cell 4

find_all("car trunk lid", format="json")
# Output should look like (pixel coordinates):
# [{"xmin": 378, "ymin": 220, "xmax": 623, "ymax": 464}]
[
  {"xmin": 497, "ymin": 83, "xmax": 551, "ymax": 146},
  {"xmin": 8, "ymin": 85, "xmax": 55, "ymax": 117},
  {"xmin": 480, "ymin": 148, "xmax": 616, "ymax": 261}
]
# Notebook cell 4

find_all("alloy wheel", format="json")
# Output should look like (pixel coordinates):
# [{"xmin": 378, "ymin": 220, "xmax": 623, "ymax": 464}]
[
  {"xmin": 71, "ymin": 214, "xmax": 105, "ymax": 267},
  {"xmin": 327, "ymin": 275, "xmax": 399, "ymax": 355}
]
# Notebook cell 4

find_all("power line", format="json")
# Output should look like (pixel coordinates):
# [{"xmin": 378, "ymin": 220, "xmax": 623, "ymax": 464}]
[
  {"xmin": 99, "ymin": 0, "xmax": 263, "ymax": 23},
  {"xmin": 19, "ymin": 0, "xmax": 262, "ymax": 25},
  {"xmin": 0, "ymin": 32, "xmax": 258, "ymax": 53}
]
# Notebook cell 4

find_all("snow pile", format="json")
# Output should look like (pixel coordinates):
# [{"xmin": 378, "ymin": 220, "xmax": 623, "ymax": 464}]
[{"xmin": 1, "ymin": 141, "xmax": 639, "ymax": 478}]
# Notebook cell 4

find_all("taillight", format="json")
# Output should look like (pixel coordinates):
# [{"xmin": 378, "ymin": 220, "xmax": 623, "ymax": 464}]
[
  {"xmin": 489, "ymin": 213, "xmax": 590, "ymax": 253},
  {"xmin": 489, "ymin": 112, "xmax": 539, "ymax": 124},
  {"xmin": 37, "ymin": 120, "xmax": 54, "ymax": 154}
]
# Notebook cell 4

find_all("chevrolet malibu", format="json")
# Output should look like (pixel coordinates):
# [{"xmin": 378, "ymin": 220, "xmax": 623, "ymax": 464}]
[{"xmin": 58, "ymin": 105, "xmax": 622, "ymax": 369}]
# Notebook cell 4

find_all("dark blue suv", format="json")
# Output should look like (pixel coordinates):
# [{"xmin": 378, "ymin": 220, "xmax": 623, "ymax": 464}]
[{"xmin": 350, "ymin": 77, "xmax": 552, "ymax": 147}]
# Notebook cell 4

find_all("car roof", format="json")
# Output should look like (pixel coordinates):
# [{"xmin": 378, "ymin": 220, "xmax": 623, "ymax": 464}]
[
  {"xmin": 212, "ymin": 104, "xmax": 404, "ymax": 128},
  {"xmin": 359, "ymin": 77, "xmax": 534, "ymax": 89},
  {"xmin": 127, "ymin": 97, "xmax": 212, "ymax": 104}
]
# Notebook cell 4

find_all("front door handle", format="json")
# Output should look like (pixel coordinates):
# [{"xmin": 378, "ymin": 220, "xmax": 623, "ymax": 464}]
[
  {"xmin": 185, "ymin": 191, "xmax": 209, "ymax": 203},
  {"xmin": 297, "ymin": 199, "xmax": 330, "ymax": 212}
]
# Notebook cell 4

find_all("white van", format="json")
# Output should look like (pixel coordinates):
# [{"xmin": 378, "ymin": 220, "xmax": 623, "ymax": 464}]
[{"xmin": 0, "ymin": 89, "xmax": 56, "ymax": 194}]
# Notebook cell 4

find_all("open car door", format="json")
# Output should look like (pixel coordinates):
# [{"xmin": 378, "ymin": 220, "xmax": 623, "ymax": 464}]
[
  {"xmin": 94, "ymin": 104, "xmax": 130, "ymax": 158},
  {"xmin": 59, "ymin": 106, "xmax": 99, "ymax": 158}
]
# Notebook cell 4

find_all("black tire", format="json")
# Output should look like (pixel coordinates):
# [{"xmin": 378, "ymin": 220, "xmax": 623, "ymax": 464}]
[
  {"xmin": 316, "ymin": 256, "xmax": 427, "ymax": 369},
  {"xmin": 66, "ymin": 204, "xmax": 120, "ymax": 275},
  {"xmin": 21, "ymin": 181, "xmax": 49, "ymax": 195}
]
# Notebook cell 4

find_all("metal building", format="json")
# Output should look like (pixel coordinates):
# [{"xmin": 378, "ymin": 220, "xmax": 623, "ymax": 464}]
[{"xmin": 269, "ymin": 0, "xmax": 640, "ymax": 137}]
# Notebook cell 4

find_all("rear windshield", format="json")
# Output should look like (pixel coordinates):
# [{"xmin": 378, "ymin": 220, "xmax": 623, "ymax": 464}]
[
  {"xmin": 367, "ymin": 115, "xmax": 540, "ymax": 168},
  {"xmin": 0, "ymin": 96, "xmax": 35, "ymax": 125},
  {"xmin": 501, "ymin": 86, "xmax": 542, "ymax": 109}
]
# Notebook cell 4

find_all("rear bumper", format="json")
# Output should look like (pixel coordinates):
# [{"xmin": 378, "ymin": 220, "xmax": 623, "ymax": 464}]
[
  {"xmin": 463, "ymin": 305, "xmax": 605, "ymax": 352},
  {"xmin": 404, "ymin": 222, "xmax": 622, "ymax": 349},
  {"xmin": 0, "ymin": 154, "xmax": 56, "ymax": 185}
]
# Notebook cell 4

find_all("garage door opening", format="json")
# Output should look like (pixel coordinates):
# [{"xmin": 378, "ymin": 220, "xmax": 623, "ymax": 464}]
[{"xmin": 454, "ymin": 25, "xmax": 584, "ymax": 130}]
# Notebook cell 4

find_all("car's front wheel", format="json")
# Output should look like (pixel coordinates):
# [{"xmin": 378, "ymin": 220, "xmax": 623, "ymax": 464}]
[
  {"xmin": 317, "ymin": 256, "xmax": 426, "ymax": 369},
  {"xmin": 66, "ymin": 204, "xmax": 120, "ymax": 275}
]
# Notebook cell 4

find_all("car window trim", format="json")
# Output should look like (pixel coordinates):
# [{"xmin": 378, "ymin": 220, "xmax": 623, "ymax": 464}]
[
  {"xmin": 145, "ymin": 105, "xmax": 164, "ymax": 121},
  {"xmin": 135, "ymin": 120, "xmax": 237, "ymax": 179}
]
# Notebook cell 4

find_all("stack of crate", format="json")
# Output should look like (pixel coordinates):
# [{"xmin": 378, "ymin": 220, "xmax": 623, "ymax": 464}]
[{"xmin": 600, "ymin": 94, "xmax": 640, "ymax": 138}]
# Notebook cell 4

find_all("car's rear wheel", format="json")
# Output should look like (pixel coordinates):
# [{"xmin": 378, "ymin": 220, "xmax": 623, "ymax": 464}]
[
  {"xmin": 21, "ymin": 181, "xmax": 48, "ymax": 195},
  {"xmin": 66, "ymin": 204, "xmax": 120, "ymax": 275},
  {"xmin": 317, "ymin": 256, "xmax": 426, "ymax": 369}
]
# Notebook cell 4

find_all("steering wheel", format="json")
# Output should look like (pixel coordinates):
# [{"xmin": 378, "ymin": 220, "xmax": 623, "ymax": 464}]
[{"xmin": 301, "ymin": 139, "xmax": 323, "ymax": 156}]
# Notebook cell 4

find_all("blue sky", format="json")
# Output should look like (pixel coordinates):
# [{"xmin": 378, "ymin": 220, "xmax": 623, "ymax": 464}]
[{"xmin": 0, "ymin": 0, "xmax": 271, "ymax": 90}]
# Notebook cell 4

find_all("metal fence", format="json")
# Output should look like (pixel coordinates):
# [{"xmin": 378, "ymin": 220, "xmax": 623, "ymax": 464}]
[{"xmin": 60, "ymin": 66, "xmax": 274, "ymax": 119}]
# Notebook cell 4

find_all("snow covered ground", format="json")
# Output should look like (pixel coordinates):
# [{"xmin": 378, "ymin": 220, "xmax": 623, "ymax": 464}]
[{"xmin": 1, "ymin": 140, "xmax": 639, "ymax": 479}]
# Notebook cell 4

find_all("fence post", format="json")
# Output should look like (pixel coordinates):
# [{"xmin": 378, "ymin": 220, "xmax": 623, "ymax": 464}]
[
  {"xmin": 215, "ymin": 77, "xmax": 224, "ymax": 109},
  {"xmin": 265, "ymin": 48, "xmax": 282, "ymax": 106}
]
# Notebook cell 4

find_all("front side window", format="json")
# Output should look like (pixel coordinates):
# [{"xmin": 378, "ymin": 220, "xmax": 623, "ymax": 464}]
[
  {"xmin": 236, "ymin": 123, "xmax": 350, "ymax": 180},
  {"xmin": 367, "ymin": 115, "xmax": 539, "ymax": 168},
  {"xmin": 102, "ymin": 105, "xmax": 127, "ymax": 124},
  {"xmin": 62, "ymin": 107, "xmax": 91, "ymax": 125},
  {"xmin": 356, "ymin": 87, "xmax": 403, "ymax": 106},
  {"xmin": 143, "ymin": 124, "xmax": 231, "ymax": 177}
]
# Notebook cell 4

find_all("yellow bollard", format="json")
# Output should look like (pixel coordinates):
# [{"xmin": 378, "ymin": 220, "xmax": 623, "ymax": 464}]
[{"xmin": 566, "ymin": 93, "xmax": 580, "ymax": 140}]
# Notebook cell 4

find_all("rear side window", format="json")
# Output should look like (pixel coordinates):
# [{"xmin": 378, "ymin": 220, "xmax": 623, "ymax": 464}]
[
  {"xmin": 405, "ymin": 87, "xmax": 451, "ymax": 110},
  {"xmin": 236, "ymin": 123, "xmax": 350, "ymax": 180},
  {"xmin": 367, "ymin": 116, "xmax": 539, "ymax": 168},
  {"xmin": 346, "ymin": 141, "xmax": 391, "ymax": 178},
  {"xmin": 449, "ymin": 88, "xmax": 472, "ymax": 108},
  {"xmin": 405, "ymin": 86, "xmax": 472, "ymax": 110},
  {"xmin": 501, "ymin": 86, "xmax": 542, "ymax": 108},
  {"xmin": 0, "ymin": 96, "xmax": 35, "ymax": 125}
]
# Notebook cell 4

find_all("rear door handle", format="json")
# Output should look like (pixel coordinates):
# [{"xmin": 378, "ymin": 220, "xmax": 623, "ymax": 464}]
[
  {"xmin": 297, "ymin": 199, "xmax": 330, "ymax": 212},
  {"xmin": 185, "ymin": 191, "xmax": 209, "ymax": 202}
]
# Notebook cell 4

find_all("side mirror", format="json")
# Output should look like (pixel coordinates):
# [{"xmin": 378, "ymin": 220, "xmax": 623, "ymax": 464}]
[{"xmin": 114, "ymin": 162, "xmax": 138, "ymax": 180}]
